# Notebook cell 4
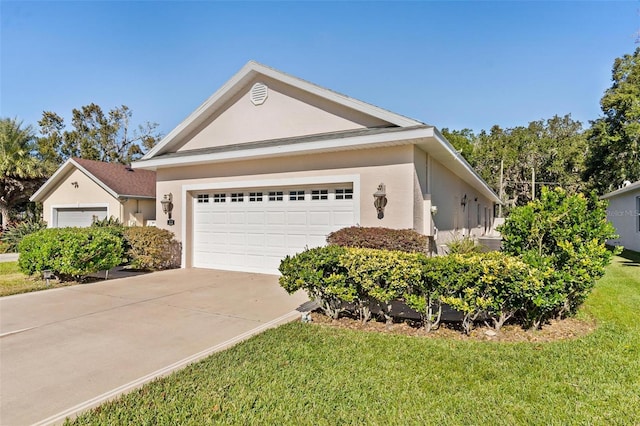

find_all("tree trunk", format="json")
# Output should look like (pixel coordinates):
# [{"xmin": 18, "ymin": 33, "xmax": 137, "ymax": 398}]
[{"xmin": 0, "ymin": 203, "xmax": 9, "ymax": 231}]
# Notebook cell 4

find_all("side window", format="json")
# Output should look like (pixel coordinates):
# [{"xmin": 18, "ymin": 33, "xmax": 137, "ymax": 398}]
[
  {"xmin": 269, "ymin": 191, "xmax": 284, "ymax": 201},
  {"xmin": 335, "ymin": 188, "xmax": 353, "ymax": 200},
  {"xmin": 289, "ymin": 190, "xmax": 305, "ymax": 201},
  {"xmin": 249, "ymin": 192, "xmax": 263, "ymax": 202},
  {"xmin": 311, "ymin": 189, "xmax": 328, "ymax": 200}
]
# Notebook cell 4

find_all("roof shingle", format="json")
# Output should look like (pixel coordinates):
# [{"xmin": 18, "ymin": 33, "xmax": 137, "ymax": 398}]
[{"xmin": 73, "ymin": 158, "xmax": 156, "ymax": 198}]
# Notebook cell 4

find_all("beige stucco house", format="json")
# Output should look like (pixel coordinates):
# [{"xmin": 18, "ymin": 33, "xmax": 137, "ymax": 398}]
[
  {"xmin": 602, "ymin": 181, "xmax": 640, "ymax": 252},
  {"xmin": 133, "ymin": 61, "xmax": 501, "ymax": 274},
  {"xmin": 31, "ymin": 158, "xmax": 156, "ymax": 227}
]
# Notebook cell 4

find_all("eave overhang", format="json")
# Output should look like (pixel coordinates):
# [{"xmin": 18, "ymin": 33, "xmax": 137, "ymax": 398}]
[{"xmin": 133, "ymin": 126, "xmax": 501, "ymax": 204}]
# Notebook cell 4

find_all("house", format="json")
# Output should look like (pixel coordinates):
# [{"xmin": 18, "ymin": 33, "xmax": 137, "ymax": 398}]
[
  {"xmin": 602, "ymin": 180, "xmax": 640, "ymax": 252},
  {"xmin": 30, "ymin": 157, "xmax": 156, "ymax": 227},
  {"xmin": 133, "ymin": 61, "xmax": 501, "ymax": 274}
]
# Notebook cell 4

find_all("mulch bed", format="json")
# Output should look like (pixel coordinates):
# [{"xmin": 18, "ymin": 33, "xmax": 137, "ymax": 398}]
[{"xmin": 309, "ymin": 312, "xmax": 597, "ymax": 343}]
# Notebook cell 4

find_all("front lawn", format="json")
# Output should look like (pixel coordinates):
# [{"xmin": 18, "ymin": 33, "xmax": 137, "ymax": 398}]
[
  {"xmin": 68, "ymin": 254, "xmax": 639, "ymax": 425},
  {"xmin": 0, "ymin": 261, "xmax": 74, "ymax": 297}
]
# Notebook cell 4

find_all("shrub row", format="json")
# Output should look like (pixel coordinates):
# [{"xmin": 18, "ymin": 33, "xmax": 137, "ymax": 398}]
[
  {"xmin": 19, "ymin": 228, "xmax": 124, "ymax": 281},
  {"xmin": 18, "ymin": 226, "xmax": 181, "ymax": 281},
  {"xmin": 326, "ymin": 226, "xmax": 429, "ymax": 253},
  {"xmin": 280, "ymin": 246, "xmax": 550, "ymax": 333}
]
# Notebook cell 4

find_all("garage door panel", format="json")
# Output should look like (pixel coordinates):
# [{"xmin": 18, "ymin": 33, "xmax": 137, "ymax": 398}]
[
  {"xmin": 56, "ymin": 207, "xmax": 108, "ymax": 228},
  {"xmin": 229, "ymin": 212, "xmax": 246, "ymax": 224},
  {"xmin": 266, "ymin": 211, "xmax": 286, "ymax": 225},
  {"xmin": 193, "ymin": 185, "xmax": 356, "ymax": 274},
  {"xmin": 334, "ymin": 211, "xmax": 355, "ymax": 226},
  {"xmin": 265, "ymin": 233, "xmax": 286, "ymax": 248},
  {"xmin": 247, "ymin": 212, "xmax": 265, "ymax": 224},
  {"xmin": 309, "ymin": 211, "xmax": 331, "ymax": 226},
  {"xmin": 286, "ymin": 211, "xmax": 307, "ymax": 225},
  {"xmin": 228, "ymin": 233, "xmax": 246, "ymax": 246},
  {"xmin": 209, "ymin": 212, "xmax": 228, "ymax": 224}
]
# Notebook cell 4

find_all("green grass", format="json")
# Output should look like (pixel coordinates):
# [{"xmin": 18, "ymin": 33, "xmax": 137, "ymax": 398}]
[
  {"xmin": 0, "ymin": 261, "xmax": 73, "ymax": 296},
  {"xmin": 68, "ymin": 255, "xmax": 640, "ymax": 425}
]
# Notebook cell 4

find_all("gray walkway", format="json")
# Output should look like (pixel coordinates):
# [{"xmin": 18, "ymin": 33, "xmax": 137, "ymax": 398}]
[
  {"xmin": 0, "ymin": 268, "xmax": 308, "ymax": 425},
  {"xmin": 0, "ymin": 252, "xmax": 19, "ymax": 262}
]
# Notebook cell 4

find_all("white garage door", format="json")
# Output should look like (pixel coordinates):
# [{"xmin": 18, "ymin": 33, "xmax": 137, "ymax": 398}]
[
  {"xmin": 192, "ymin": 185, "xmax": 356, "ymax": 274},
  {"xmin": 55, "ymin": 207, "xmax": 108, "ymax": 228}
]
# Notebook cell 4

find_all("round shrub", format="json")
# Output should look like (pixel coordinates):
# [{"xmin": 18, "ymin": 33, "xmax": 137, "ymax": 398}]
[
  {"xmin": 326, "ymin": 226, "xmax": 429, "ymax": 253},
  {"xmin": 123, "ymin": 226, "xmax": 181, "ymax": 271}
]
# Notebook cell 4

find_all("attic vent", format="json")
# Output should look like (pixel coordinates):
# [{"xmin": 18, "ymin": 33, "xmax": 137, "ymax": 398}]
[{"xmin": 250, "ymin": 82, "xmax": 268, "ymax": 106}]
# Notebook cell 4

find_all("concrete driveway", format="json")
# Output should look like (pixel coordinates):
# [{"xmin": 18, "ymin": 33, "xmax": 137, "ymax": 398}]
[{"xmin": 0, "ymin": 268, "xmax": 308, "ymax": 425}]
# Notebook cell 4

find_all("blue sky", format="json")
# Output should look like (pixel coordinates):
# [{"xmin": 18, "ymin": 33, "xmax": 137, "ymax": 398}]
[{"xmin": 1, "ymin": 1, "xmax": 637, "ymax": 136}]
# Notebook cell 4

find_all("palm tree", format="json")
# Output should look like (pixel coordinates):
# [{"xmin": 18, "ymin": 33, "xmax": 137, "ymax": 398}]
[{"xmin": 0, "ymin": 118, "xmax": 47, "ymax": 230}]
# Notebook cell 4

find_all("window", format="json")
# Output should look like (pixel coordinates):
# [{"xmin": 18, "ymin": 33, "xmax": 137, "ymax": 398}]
[
  {"xmin": 311, "ymin": 189, "xmax": 328, "ymax": 200},
  {"xmin": 231, "ymin": 193, "xmax": 244, "ymax": 202},
  {"xmin": 269, "ymin": 191, "xmax": 283, "ymax": 201},
  {"xmin": 289, "ymin": 190, "xmax": 305, "ymax": 201},
  {"xmin": 249, "ymin": 192, "xmax": 263, "ymax": 202},
  {"xmin": 213, "ymin": 194, "xmax": 226, "ymax": 203},
  {"xmin": 197, "ymin": 194, "xmax": 209, "ymax": 203},
  {"xmin": 335, "ymin": 188, "xmax": 353, "ymax": 200}
]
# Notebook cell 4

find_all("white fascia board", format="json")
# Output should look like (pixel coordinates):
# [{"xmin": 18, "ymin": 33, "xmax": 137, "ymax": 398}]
[
  {"xmin": 143, "ymin": 61, "xmax": 422, "ymax": 160},
  {"xmin": 30, "ymin": 158, "xmax": 76, "ymax": 202},
  {"xmin": 601, "ymin": 180, "xmax": 640, "ymax": 199},
  {"xmin": 134, "ymin": 127, "xmax": 435, "ymax": 170},
  {"xmin": 143, "ymin": 62, "xmax": 257, "ymax": 159},
  {"xmin": 430, "ymin": 128, "xmax": 502, "ymax": 204},
  {"xmin": 250, "ymin": 62, "xmax": 422, "ymax": 128},
  {"xmin": 31, "ymin": 158, "xmax": 121, "ymax": 202}
]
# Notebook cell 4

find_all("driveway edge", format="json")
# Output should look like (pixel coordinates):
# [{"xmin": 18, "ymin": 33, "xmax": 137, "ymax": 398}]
[{"xmin": 33, "ymin": 309, "xmax": 303, "ymax": 426}]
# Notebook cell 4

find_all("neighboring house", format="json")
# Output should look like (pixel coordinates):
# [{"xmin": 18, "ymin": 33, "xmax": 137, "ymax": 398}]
[
  {"xmin": 602, "ymin": 180, "xmax": 640, "ymax": 252},
  {"xmin": 133, "ymin": 61, "xmax": 501, "ymax": 274},
  {"xmin": 30, "ymin": 158, "xmax": 156, "ymax": 228}
]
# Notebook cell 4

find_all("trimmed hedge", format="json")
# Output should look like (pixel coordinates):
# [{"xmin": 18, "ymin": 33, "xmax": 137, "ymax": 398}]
[
  {"xmin": 123, "ymin": 227, "xmax": 181, "ymax": 271},
  {"xmin": 280, "ymin": 246, "xmax": 548, "ymax": 333},
  {"xmin": 326, "ymin": 226, "xmax": 429, "ymax": 253},
  {"xmin": 18, "ymin": 228, "xmax": 124, "ymax": 281}
]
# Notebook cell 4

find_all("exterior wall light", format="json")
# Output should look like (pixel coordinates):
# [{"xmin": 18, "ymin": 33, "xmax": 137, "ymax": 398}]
[
  {"xmin": 373, "ymin": 183, "xmax": 387, "ymax": 219},
  {"xmin": 461, "ymin": 194, "xmax": 468, "ymax": 210},
  {"xmin": 430, "ymin": 205, "xmax": 438, "ymax": 215},
  {"xmin": 161, "ymin": 193, "xmax": 174, "ymax": 224}
]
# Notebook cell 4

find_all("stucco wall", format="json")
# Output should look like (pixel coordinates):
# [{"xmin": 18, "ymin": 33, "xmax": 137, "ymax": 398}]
[
  {"xmin": 154, "ymin": 144, "xmax": 498, "ymax": 265},
  {"xmin": 606, "ymin": 189, "xmax": 640, "ymax": 252},
  {"xmin": 40, "ymin": 168, "xmax": 156, "ymax": 227},
  {"xmin": 154, "ymin": 145, "xmax": 417, "ymax": 264},
  {"xmin": 122, "ymin": 199, "xmax": 156, "ymax": 226},
  {"xmin": 177, "ymin": 75, "xmax": 389, "ymax": 152},
  {"xmin": 41, "ymin": 168, "xmax": 121, "ymax": 226},
  {"xmin": 428, "ymin": 155, "xmax": 494, "ymax": 250}
]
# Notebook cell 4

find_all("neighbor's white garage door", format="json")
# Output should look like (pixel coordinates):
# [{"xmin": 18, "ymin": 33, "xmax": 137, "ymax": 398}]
[
  {"xmin": 55, "ymin": 207, "xmax": 108, "ymax": 228},
  {"xmin": 192, "ymin": 185, "xmax": 355, "ymax": 274}
]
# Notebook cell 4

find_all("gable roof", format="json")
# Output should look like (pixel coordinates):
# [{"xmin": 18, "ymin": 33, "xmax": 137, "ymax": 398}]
[
  {"xmin": 142, "ymin": 61, "xmax": 424, "ymax": 159},
  {"xmin": 601, "ymin": 180, "xmax": 640, "ymax": 199},
  {"xmin": 30, "ymin": 158, "xmax": 156, "ymax": 202}
]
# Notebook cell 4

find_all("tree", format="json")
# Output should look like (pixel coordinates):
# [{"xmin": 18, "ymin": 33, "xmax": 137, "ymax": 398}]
[
  {"xmin": 472, "ymin": 115, "xmax": 587, "ymax": 205},
  {"xmin": 441, "ymin": 128, "xmax": 476, "ymax": 165},
  {"xmin": 584, "ymin": 48, "xmax": 640, "ymax": 193},
  {"xmin": 37, "ymin": 104, "xmax": 161, "ymax": 165},
  {"xmin": 0, "ymin": 118, "xmax": 48, "ymax": 230}
]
